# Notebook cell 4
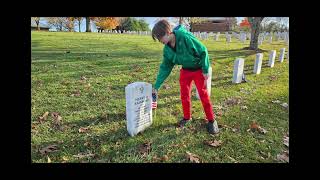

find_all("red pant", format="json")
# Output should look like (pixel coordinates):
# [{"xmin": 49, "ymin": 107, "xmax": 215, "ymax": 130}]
[{"xmin": 179, "ymin": 68, "xmax": 215, "ymax": 121}]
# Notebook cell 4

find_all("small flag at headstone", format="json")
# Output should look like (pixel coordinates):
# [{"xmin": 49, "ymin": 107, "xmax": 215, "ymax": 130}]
[{"xmin": 152, "ymin": 92, "xmax": 157, "ymax": 109}]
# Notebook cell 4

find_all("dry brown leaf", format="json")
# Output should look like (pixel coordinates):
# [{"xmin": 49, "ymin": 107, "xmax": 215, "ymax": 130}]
[
  {"xmin": 73, "ymin": 152, "xmax": 95, "ymax": 159},
  {"xmin": 186, "ymin": 151, "xmax": 200, "ymax": 163},
  {"xmin": 161, "ymin": 155, "xmax": 169, "ymax": 161},
  {"xmin": 276, "ymin": 151, "xmax": 289, "ymax": 162},
  {"xmin": 224, "ymin": 97, "xmax": 241, "ymax": 106},
  {"xmin": 272, "ymin": 100, "xmax": 281, "ymax": 104},
  {"xmin": 281, "ymin": 103, "xmax": 288, "ymax": 108},
  {"xmin": 37, "ymin": 111, "xmax": 49, "ymax": 123},
  {"xmin": 80, "ymin": 76, "xmax": 87, "ymax": 80},
  {"xmin": 47, "ymin": 156, "xmax": 51, "ymax": 163},
  {"xmin": 71, "ymin": 90, "xmax": 81, "ymax": 97},
  {"xmin": 39, "ymin": 144, "xmax": 58, "ymax": 155},
  {"xmin": 79, "ymin": 127, "xmax": 89, "ymax": 133},
  {"xmin": 240, "ymin": 105, "xmax": 248, "ymax": 110},
  {"xmin": 139, "ymin": 142, "xmax": 152, "ymax": 157},
  {"xmin": 163, "ymin": 84, "xmax": 171, "ymax": 89},
  {"xmin": 204, "ymin": 140, "xmax": 222, "ymax": 147},
  {"xmin": 269, "ymin": 75, "xmax": 277, "ymax": 81},
  {"xmin": 51, "ymin": 112, "xmax": 62, "ymax": 125}
]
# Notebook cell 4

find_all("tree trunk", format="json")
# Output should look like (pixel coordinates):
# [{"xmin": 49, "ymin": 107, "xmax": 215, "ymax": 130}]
[
  {"xmin": 248, "ymin": 17, "xmax": 264, "ymax": 50},
  {"xmin": 179, "ymin": 17, "xmax": 183, "ymax": 25},
  {"xmin": 86, "ymin": 17, "xmax": 91, "ymax": 32},
  {"xmin": 78, "ymin": 19, "xmax": 81, "ymax": 32},
  {"xmin": 36, "ymin": 22, "xmax": 40, "ymax": 31}
]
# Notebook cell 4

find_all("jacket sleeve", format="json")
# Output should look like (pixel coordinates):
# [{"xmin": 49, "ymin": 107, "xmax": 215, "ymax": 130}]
[
  {"xmin": 154, "ymin": 50, "xmax": 175, "ymax": 90},
  {"xmin": 184, "ymin": 35, "xmax": 210, "ymax": 74}
]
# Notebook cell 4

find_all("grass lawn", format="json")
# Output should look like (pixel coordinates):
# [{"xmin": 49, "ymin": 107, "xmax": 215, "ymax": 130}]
[{"xmin": 31, "ymin": 31, "xmax": 289, "ymax": 163}]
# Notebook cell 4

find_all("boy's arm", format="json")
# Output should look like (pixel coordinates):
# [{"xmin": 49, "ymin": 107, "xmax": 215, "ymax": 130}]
[{"xmin": 154, "ymin": 54, "xmax": 175, "ymax": 91}]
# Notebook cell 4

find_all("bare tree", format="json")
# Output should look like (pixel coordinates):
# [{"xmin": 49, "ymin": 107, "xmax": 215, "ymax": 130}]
[
  {"xmin": 248, "ymin": 17, "xmax": 265, "ymax": 50},
  {"xmin": 32, "ymin": 17, "xmax": 41, "ymax": 30},
  {"xmin": 86, "ymin": 17, "xmax": 91, "ymax": 32},
  {"xmin": 75, "ymin": 17, "xmax": 83, "ymax": 32},
  {"xmin": 46, "ymin": 17, "xmax": 64, "ymax": 31}
]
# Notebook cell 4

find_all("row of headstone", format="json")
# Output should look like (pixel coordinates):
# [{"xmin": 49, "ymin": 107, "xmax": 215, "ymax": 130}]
[
  {"xmin": 232, "ymin": 48, "xmax": 288, "ymax": 83},
  {"xmin": 105, "ymin": 30, "xmax": 151, "ymax": 35}
]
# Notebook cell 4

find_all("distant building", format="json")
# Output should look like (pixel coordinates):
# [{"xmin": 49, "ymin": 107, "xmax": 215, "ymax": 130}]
[{"xmin": 191, "ymin": 17, "xmax": 233, "ymax": 32}]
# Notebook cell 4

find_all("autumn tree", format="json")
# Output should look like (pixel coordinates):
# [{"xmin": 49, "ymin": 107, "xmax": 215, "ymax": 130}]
[{"xmin": 93, "ymin": 17, "xmax": 119, "ymax": 32}]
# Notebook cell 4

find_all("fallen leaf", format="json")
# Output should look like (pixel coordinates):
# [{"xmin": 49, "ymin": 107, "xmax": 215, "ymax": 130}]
[
  {"xmin": 162, "ymin": 155, "xmax": 169, "ymax": 161},
  {"xmin": 240, "ymin": 105, "xmax": 248, "ymax": 110},
  {"xmin": 224, "ymin": 97, "xmax": 241, "ymax": 106},
  {"xmin": 227, "ymin": 155, "xmax": 238, "ymax": 163},
  {"xmin": 80, "ymin": 76, "xmax": 87, "ymax": 80},
  {"xmin": 204, "ymin": 140, "xmax": 222, "ymax": 147},
  {"xmin": 276, "ymin": 151, "xmax": 289, "ymax": 162},
  {"xmin": 281, "ymin": 103, "xmax": 288, "ymax": 108},
  {"xmin": 163, "ymin": 84, "xmax": 171, "ymax": 89},
  {"xmin": 71, "ymin": 90, "xmax": 81, "ymax": 97},
  {"xmin": 73, "ymin": 152, "xmax": 95, "ymax": 159},
  {"xmin": 272, "ymin": 100, "xmax": 281, "ymax": 104},
  {"xmin": 78, "ymin": 127, "xmax": 89, "ymax": 133},
  {"xmin": 186, "ymin": 151, "xmax": 200, "ymax": 163},
  {"xmin": 47, "ymin": 156, "xmax": 51, "ymax": 163},
  {"xmin": 258, "ymin": 127, "xmax": 268, "ymax": 134},
  {"xmin": 249, "ymin": 121, "xmax": 267, "ymax": 134},
  {"xmin": 139, "ymin": 141, "xmax": 152, "ymax": 157},
  {"xmin": 37, "ymin": 111, "xmax": 49, "ymax": 123},
  {"xmin": 39, "ymin": 144, "xmax": 58, "ymax": 155},
  {"xmin": 250, "ymin": 121, "xmax": 260, "ymax": 131},
  {"xmin": 216, "ymin": 110, "xmax": 223, "ymax": 116},
  {"xmin": 283, "ymin": 136, "xmax": 289, "ymax": 147},
  {"xmin": 269, "ymin": 75, "xmax": 277, "ymax": 81},
  {"xmin": 62, "ymin": 156, "xmax": 69, "ymax": 161},
  {"xmin": 51, "ymin": 112, "xmax": 62, "ymax": 126}
]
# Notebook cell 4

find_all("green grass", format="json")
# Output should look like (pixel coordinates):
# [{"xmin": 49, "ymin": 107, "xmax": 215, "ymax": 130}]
[{"xmin": 31, "ymin": 31, "xmax": 289, "ymax": 163}]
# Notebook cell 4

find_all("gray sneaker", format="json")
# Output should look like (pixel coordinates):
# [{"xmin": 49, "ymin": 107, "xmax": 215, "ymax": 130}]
[{"xmin": 207, "ymin": 120, "xmax": 219, "ymax": 134}]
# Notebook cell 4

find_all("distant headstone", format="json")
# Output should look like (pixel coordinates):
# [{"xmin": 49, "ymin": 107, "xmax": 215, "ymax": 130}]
[
  {"xmin": 196, "ymin": 67, "xmax": 212, "ymax": 100},
  {"xmin": 268, "ymin": 50, "xmax": 276, "ymax": 67},
  {"xmin": 232, "ymin": 58, "xmax": 245, "ymax": 83},
  {"xmin": 125, "ymin": 82, "xmax": 153, "ymax": 137},
  {"xmin": 254, "ymin": 53, "xmax": 263, "ymax": 74},
  {"xmin": 279, "ymin": 48, "xmax": 286, "ymax": 63}
]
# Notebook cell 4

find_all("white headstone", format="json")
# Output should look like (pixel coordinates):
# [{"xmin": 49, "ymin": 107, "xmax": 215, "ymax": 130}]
[
  {"xmin": 125, "ymin": 82, "xmax": 153, "ymax": 137},
  {"xmin": 254, "ymin": 53, "xmax": 263, "ymax": 74},
  {"xmin": 269, "ymin": 36, "xmax": 272, "ymax": 43},
  {"xmin": 232, "ymin": 58, "xmax": 245, "ymax": 83},
  {"xmin": 215, "ymin": 34, "xmax": 219, "ymax": 41},
  {"xmin": 268, "ymin": 50, "xmax": 276, "ymax": 67},
  {"xmin": 196, "ymin": 67, "xmax": 212, "ymax": 100},
  {"xmin": 226, "ymin": 34, "xmax": 231, "ymax": 43},
  {"xmin": 279, "ymin": 48, "xmax": 286, "ymax": 63}
]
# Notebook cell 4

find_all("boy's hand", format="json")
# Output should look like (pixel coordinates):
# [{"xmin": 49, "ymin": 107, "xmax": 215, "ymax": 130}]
[{"xmin": 203, "ymin": 73, "xmax": 208, "ymax": 81}]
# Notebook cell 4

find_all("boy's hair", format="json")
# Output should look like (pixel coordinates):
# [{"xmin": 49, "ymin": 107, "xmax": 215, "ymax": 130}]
[{"xmin": 152, "ymin": 19, "xmax": 171, "ymax": 41}]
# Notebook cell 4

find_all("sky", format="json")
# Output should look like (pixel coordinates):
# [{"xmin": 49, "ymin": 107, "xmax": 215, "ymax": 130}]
[{"xmin": 38, "ymin": 17, "xmax": 264, "ymax": 32}]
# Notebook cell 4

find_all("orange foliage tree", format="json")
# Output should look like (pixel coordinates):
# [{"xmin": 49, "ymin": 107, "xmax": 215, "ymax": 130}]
[{"xmin": 94, "ymin": 17, "xmax": 119, "ymax": 32}]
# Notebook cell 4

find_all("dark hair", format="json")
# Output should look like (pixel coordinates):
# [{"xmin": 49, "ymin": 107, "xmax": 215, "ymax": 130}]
[{"xmin": 152, "ymin": 19, "xmax": 171, "ymax": 41}]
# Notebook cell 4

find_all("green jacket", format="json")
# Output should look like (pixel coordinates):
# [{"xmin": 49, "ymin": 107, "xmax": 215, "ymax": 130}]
[{"xmin": 154, "ymin": 25, "xmax": 210, "ymax": 90}]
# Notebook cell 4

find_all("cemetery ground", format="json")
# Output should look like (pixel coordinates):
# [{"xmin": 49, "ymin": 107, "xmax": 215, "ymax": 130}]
[{"xmin": 32, "ymin": 31, "xmax": 289, "ymax": 163}]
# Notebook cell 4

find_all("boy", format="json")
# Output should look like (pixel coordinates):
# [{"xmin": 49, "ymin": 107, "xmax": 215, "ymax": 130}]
[{"xmin": 151, "ymin": 19, "xmax": 219, "ymax": 134}]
